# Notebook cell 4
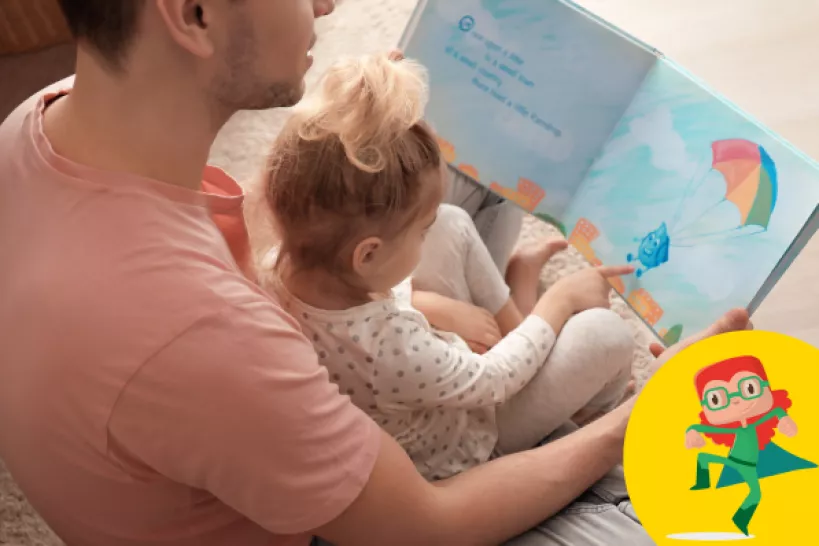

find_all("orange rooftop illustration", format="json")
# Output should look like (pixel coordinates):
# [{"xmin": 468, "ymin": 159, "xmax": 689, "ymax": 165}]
[
  {"xmin": 437, "ymin": 137, "xmax": 457, "ymax": 164},
  {"xmin": 458, "ymin": 164, "xmax": 480, "ymax": 182},
  {"xmin": 489, "ymin": 177, "xmax": 545, "ymax": 212},
  {"xmin": 627, "ymin": 288, "xmax": 664, "ymax": 326},
  {"xmin": 567, "ymin": 218, "xmax": 626, "ymax": 294}
]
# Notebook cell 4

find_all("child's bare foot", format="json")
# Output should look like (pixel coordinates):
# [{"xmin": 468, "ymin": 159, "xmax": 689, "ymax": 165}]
[
  {"xmin": 506, "ymin": 238, "xmax": 568, "ymax": 286},
  {"xmin": 506, "ymin": 237, "xmax": 569, "ymax": 315}
]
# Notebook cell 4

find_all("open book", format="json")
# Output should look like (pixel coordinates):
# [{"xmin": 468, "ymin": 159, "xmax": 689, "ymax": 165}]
[{"xmin": 399, "ymin": 0, "xmax": 819, "ymax": 345}]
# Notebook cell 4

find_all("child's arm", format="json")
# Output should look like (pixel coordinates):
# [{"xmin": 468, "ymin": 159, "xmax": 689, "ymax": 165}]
[
  {"xmin": 411, "ymin": 290, "xmax": 502, "ymax": 352},
  {"xmin": 373, "ymin": 310, "xmax": 556, "ymax": 412},
  {"xmin": 687, "ymin": 423, "xmax": 737, "ymax": 434},
  {"xmin": 752, "ymin": 407, "xmax": 787, "ymax": 427}
]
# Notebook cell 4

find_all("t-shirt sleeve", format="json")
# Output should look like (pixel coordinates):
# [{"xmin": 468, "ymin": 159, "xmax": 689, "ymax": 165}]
[
  {"xmin": 373, "ymin": 310, "xmax": 555, "ymax": 411},
  {"xmin": 106, "ymin": 300, "xmax": 381, "ymax": 535}
]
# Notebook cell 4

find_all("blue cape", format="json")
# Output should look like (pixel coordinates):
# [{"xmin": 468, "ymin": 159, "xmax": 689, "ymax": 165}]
[{"xmin": 716, "ymin": 442, "xmax": 817, "ymax": 488}]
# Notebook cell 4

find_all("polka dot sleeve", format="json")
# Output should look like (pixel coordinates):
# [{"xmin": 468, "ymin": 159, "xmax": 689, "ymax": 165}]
[{"xmin": 373, "ymin": 311, "xmax": 556, "ymax": 411}]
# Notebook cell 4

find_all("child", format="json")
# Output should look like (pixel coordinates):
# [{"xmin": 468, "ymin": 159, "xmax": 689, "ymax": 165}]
[{"xmin": 260, "ymin": 53, "xmax": 635, "ymax": 480}]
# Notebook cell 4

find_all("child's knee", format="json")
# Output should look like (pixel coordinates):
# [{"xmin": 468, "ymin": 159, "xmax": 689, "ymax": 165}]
[{"xmin": 569, "ymin": 308, "xmax": 634, "ymax": 376}]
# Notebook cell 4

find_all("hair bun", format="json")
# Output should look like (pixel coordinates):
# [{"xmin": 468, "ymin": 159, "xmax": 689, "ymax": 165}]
[{"xmin": 297, "ymin": 53, "xmax": 430, "ymax": 173}]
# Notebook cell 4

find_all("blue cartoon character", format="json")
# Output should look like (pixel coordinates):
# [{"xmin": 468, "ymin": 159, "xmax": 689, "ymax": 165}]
[
  {"xmin": 625, "ymin": 139, "xmax": 777, "ymax": 277},
  {"xmin": 627, "ymin": 222, "xmax": 669, "ymax": 278}
]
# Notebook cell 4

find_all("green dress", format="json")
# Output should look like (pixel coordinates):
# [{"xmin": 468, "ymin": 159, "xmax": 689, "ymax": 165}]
[{"xmin": 687, "ymin": 407, "xmax": 787, "ymax": 536}]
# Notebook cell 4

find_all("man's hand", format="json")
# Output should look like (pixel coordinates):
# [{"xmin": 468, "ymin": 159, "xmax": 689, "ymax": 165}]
[
  {"xmin": 649, "ymin": 312, "xmax": 754, "ymax": 360},
  {"xmin": 778, "ymin": 415, "xmax": 798, "ymax": 437},
  {"xmin": 685, "ymin": 429, "xmax": 706, "ymax": 449},
  {"xmin": 645, "ymin": 308, "xmax": 752, "ymax": 378},
  {"xmin": 411, "ymin": 291, "xmax": 501, "ymax": 352},
  {"xmin": 612, "ymin": 308, "xmax": 752, "ymax": 433}
]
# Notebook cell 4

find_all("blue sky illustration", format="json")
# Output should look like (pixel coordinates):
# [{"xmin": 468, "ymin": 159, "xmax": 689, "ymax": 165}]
[{"xmin": 563, "ymin": 61, "xmax": 819, "ymax": 336}]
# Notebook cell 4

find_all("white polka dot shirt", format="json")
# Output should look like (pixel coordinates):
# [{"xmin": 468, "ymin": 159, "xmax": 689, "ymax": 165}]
[{"xmin": 273, "ymin": 278, "xmax": 556, "ymax": 480}]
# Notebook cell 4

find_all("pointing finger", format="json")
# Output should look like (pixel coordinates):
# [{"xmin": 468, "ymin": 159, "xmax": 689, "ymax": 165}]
[{"xmin": 596, "ymin": 265, "xmax": 636, "ymax": 278}]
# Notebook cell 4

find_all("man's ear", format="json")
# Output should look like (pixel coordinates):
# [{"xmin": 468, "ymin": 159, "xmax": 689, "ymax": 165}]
[
  {"xmin": 352, "ymin": 237, "xmax": 383, "ymax": 277},
  {"xmin": 155, "ymin": 0, "xmax": 215, "ymax": 58}
]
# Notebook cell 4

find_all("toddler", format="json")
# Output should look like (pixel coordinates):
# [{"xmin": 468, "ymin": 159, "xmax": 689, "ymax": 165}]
[{"xmin": 261, "ymin": 53, "xmax": 635, "ymax": 480}]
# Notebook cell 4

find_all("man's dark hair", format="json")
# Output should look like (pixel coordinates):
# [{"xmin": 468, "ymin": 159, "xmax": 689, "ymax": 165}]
[{"xmin": 57, "ymin": 0, "xmax": 145, "ymax": 66}]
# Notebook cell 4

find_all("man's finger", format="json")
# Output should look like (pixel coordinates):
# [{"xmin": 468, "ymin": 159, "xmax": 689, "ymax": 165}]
[
  {"xmin": 650, "ymin": 308, "xmax": 750, "ymax": 369},
  {"xmin": 649, "ymin": 342, "xmax": 664, "ymax": 358},
  {"xmin": 680, "ymin": 308, "xmax": 750, "ymax": 351},
  {"xmin": 596, "ymin": 264, "xmax": 636, "ymax": 278}
]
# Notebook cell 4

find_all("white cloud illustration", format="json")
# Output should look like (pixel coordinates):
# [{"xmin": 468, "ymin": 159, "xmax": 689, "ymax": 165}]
[{"xmin": 596, "ymin": 106, "xmax": 695, "ymax": 173}]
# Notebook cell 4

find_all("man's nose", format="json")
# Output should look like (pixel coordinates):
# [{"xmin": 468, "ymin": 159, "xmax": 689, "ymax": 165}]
[
  {"xmin": 731, "ymin": 397, "xmax": 741, "ymax": 405},
  {"xmin": 316, "ymin": 0, "xmax": 336, "ymax": 17}
]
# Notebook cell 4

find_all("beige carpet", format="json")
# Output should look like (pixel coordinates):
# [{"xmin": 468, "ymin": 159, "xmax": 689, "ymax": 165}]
[{"xmin": 2, "ymin": 0, "xmax": 745, "ymax": 542}]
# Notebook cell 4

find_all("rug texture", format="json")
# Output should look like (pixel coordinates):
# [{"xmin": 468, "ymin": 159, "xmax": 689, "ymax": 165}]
[{"xmin": 0, "ymin": 0, "xmax": 654, "ymax": 543}]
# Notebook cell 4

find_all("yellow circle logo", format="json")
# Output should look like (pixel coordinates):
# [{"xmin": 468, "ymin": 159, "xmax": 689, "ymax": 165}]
[{"xmin": 624, "ymin": 330, "xmax": 819, "ymax": 543}]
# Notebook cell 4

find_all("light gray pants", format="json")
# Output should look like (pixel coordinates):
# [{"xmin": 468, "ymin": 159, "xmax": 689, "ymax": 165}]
[
  {"xmin": 414, "ymin": 203, "xmax": 634, "ymax": 454},
  {"xmin": 418, "ymin": 174, "xmax": 653, "ymax": 545}
]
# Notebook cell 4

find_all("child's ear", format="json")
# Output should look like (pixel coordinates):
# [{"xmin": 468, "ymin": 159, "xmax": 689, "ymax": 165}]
[{"xmin": 352, "ymin": 236, "xmax": 383, "ymax": 277}]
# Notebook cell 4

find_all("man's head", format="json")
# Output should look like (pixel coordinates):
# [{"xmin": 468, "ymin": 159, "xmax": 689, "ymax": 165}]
[{"xmin": 58, "ymin": 0, "xmax": 335, "ymax": 110}]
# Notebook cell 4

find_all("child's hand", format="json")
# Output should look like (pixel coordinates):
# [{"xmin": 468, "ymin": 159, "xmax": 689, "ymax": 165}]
[
  {"xmin": 548, "ymin": 265, "xmax": 635, "ymax": 315},
  {"xmin": 412, "ymin": 291, "xmax": 501, "ymax": 350},
  {"xmin": 778, "ymin": 416, "xmax": 798, "ymax": 437},
  {"xmin": 685, "ymin": 429, "xmax": 706, "ymax": 449}
]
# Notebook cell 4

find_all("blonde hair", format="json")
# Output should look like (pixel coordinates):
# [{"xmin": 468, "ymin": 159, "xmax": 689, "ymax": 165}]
[{"xmin": 262, "ymin": 52, "xmax": 443, "ymax": 276}]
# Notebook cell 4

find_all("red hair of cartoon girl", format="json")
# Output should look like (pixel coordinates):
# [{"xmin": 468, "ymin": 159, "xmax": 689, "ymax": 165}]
[{"xmin": 694, "ymin": 355, "xmax": 791, "ymax": 450}]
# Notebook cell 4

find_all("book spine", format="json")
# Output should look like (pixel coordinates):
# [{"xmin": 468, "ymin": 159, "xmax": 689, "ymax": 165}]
[
  {"xmin": 397, "ymin": 0, "xmax": 430, "ymax": 50},
  {"xmin": 559, "ymin": 0, "xmax": 664, "ymax": 58}
]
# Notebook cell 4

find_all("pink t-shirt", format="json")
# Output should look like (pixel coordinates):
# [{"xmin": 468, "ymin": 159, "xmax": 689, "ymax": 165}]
[{"xmin": 0, "ymin": 80, "xmax": 381, "ymax": 546}]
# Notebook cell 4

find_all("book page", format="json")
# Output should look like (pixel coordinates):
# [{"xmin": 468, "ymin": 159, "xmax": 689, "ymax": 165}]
[
  {"xmin": 562, "ymin": 59, "xmax": 819, "ymax": 343},
  {"xmin": 401, "ymin": 0, "xmax": 655, "ymax": 225},
  {"xmin": 747, "ymin": 205, "xmax": 819, "ymax": 313}
]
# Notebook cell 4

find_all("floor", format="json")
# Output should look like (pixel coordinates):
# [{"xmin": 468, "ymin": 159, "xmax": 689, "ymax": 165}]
[{"xmin": 1, "ymin": 0, "xmax": 818, "ymax": 543}]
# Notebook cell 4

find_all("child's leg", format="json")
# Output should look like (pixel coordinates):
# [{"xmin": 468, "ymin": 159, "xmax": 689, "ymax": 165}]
[
  {"xmin": 413, "ymin": 204, "xmax": 511, "ymax": 316},
  {"xmin": 494, "ymin": 308, "xmax": 634, "ymax": 455}
]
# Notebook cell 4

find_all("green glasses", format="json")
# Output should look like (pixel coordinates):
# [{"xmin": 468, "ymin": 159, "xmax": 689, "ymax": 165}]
[{"xmin": 701, "ymin": 375, "xmax": 769, "ymax": 410}]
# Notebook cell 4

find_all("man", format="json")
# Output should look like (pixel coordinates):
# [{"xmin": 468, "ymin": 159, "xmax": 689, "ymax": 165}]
[{"xmin": 0, "ymin": 1, "xmax": 750, "ymax": 545}]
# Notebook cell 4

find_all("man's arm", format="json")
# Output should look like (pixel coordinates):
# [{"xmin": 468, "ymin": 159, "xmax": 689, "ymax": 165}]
[{"xmin": 315, "ymin": 401, "xmax": 629, "ymax": 546}]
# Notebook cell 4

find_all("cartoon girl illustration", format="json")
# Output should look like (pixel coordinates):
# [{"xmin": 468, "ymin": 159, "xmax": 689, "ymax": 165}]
[{"xmin": 685, "ymin": 355, "xmax": 815, "ymax": 536}]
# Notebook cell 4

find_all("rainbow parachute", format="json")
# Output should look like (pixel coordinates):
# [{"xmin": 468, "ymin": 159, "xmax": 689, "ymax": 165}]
[
  {"xmin": 627, "ymin": 138, "xmax": 778, "ymax": 278},
  {"xmin": 711, "ymin": 139, "xmax": 778, "ymax": 230}
]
